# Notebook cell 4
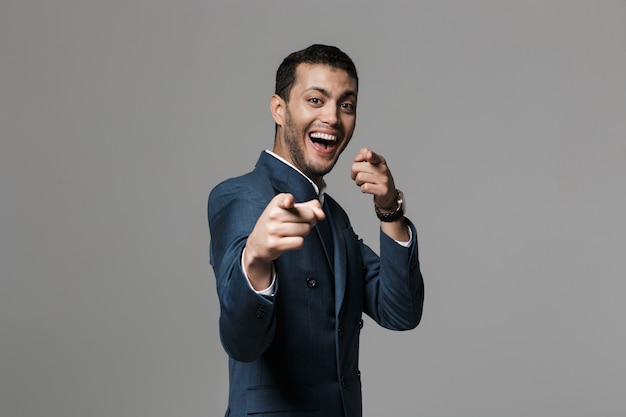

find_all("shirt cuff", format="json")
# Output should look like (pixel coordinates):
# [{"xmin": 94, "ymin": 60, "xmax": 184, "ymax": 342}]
[{"xmin": 241, "ymin": 248, "xmax": 276, "ymax": 296}]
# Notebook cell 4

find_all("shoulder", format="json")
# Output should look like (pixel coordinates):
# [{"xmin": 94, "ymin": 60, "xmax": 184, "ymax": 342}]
[
  {"xmin": 208, "ymin": 168, "xmax": 275, "ymax": 221},
  {"xmin": 208, "ymin": 153, "xmax": 278, "ymax": 202},
  {"xmin": 210, "ymin": 169, "xmax": 267, "ymax": 199}
]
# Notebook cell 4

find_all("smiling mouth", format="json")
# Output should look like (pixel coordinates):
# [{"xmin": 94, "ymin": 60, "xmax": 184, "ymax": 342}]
[{"xmin": 309, "ymin": 132, "xmax": 338, "ymax": 149}]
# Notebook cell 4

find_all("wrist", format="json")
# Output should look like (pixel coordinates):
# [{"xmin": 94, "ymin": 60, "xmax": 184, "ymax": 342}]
[
  {"xmin": 375, "ymin": 189, "xmax": 405, "ymax": 222},
  {"xmin": 243, "ymin": 247, "xmax": 273, "ymax": 289}
]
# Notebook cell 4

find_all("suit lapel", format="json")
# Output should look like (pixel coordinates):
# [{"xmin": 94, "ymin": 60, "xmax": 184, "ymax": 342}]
[
  {"xmin": 316, "ymin": 202, "xmax": 334, "ymax": 271},
  {"xmin": 256, "ymin": 152, "xmax": 318, "ymax": 203},
  {"xmin": 324, "ymin": 205, "xmax": 347, "ymax": 317}
]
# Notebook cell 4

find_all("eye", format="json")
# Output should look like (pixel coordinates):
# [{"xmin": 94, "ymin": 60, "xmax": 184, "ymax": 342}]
[
  {"xmin": 308, "ymin": 97, "xmax": 322, "ymax": 105},
  {"xmin": 340, "ymin": 102, "xmax": 356, "ymax": 113}
]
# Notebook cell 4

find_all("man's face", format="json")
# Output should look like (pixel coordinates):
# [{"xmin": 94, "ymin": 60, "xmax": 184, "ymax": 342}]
[{"xmin": 272, "ymin": 63, "xmax": 358, "ymax": 184}]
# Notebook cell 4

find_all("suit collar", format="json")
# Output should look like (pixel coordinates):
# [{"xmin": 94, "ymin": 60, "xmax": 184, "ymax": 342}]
[{"xmin": 255, "ymin": 151, "xmax": 323, "ymax": 203}]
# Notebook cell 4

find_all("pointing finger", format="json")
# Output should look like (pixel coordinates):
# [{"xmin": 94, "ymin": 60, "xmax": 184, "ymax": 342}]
[
  {"xmin": 366, "ymin": 150, "xmax": 385, "ymax": 165},
  {"xmin": 294, "ymin": 200, "xmax": 326, "ymax": 221},
  {"xmin": 354, "ymin": 147, "xmax": 370, "ymax": 163},
  {"xmin": 277, "ymin": 193, "xmax": 295, "ymax": 210}
]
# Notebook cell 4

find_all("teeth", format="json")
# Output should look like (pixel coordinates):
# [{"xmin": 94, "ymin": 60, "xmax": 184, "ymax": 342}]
[{"xmin": 310, "ymin": 132, "xmax": 337, "ymax": 141}]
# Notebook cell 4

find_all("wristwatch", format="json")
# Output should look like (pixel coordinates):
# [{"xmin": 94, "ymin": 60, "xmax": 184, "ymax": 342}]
[{"xmin": 375, "ymin": 189, "xmax": 405, "ymax": 222}]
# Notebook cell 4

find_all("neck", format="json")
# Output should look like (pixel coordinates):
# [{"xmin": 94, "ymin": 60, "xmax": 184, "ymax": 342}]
[{"xmin": 264, "ymin": 150, "xmax": 326, "ymax": 196}]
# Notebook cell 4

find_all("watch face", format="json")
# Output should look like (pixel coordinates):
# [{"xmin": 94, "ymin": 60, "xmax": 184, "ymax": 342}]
[
  {"xmin": 376, "ymin": 190, "xmax": 405, "ymax": 221},
  {"xmin": 398, "ymin": 191, "xmax": 405, "ymax": 211}
]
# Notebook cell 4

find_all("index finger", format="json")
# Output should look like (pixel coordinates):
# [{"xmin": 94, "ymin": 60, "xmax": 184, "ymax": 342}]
[
  {"xmin": 276, "ymin": 193, "xmax": 296, "ymax": 210},
  {"xmin": 294, "ymin": 200, "xmax": 326, "ymax": 221},
  {"xmin": 366, "ymin": 150, "xmax": 385, "ymax": 165},
  {"xmin": 354, "ymin": 147, "xmax": 372, "ymax": 163}
]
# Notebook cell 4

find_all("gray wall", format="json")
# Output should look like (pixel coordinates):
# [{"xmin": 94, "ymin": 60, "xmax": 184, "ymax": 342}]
[{"xmin": 1, "ymin": 1, "xmax": 625, "ymax": 416}]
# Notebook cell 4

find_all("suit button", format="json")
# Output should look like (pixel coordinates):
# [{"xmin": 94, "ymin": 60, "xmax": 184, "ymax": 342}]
[
  {"xmin": 340, "ymin": 376, "xmax": 346, "ymax": 388},
  {"xmin": 337, "ymin": 326, "xmax": 343, "ymax": 337},
  {"xmin": 306, "ymin": 277, "xmax": 317, "ymax": 288},
  {"xmin": 358, "ymin": 319, "xmax": 364, "ymax": 329}
]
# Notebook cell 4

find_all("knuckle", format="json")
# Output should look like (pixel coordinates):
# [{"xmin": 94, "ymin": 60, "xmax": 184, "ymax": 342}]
[{"xmin": 266, "ymin": 223, "xmax": 280, "ymax": 236}]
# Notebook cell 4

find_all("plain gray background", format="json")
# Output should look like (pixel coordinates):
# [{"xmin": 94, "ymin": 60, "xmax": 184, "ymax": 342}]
[{"xmin": 1, "ymin": 1, "xmax": 625, "ymax": 416}]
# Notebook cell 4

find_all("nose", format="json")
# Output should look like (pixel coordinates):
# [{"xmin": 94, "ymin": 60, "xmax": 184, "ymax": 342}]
[{"xmin": 320, "ymin": 102, "xmax": 339, "ymax": 126}]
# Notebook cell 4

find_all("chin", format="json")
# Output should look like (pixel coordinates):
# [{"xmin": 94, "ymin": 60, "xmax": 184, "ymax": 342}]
[{"xmin": 311, "ymin": 162, "xmax": 336, "ymax": 178}]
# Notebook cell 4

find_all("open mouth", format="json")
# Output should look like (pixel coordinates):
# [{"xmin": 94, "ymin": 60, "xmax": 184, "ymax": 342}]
[{"xmin": 309, "ymin": 132, "xmax": 338, "ymax": 151}]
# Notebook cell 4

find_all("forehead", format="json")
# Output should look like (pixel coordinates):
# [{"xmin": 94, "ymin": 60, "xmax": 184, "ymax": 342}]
[{"xmin": 292, "ymin": 63, "xmax": 358, "ymax": 95}]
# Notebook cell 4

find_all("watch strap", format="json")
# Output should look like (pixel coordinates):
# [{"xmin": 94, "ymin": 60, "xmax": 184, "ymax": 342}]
[{"xmin": 375, "ymin": 190, "xmax": 405, "ymax": 222}]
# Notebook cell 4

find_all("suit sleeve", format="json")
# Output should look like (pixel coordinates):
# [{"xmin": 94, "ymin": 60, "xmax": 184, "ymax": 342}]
[
  {"xmin": 208, "ymin": 178, "xmax": 277, "ymax": 362},
  {"xmin": 361, "ymin": 218, "xmax": 424, "ymax": 330}
]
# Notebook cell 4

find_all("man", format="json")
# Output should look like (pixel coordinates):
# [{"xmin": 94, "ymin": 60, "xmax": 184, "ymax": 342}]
[{"xmin": 208, "ymin": 44, "xmax": 424, "ymax": 417}]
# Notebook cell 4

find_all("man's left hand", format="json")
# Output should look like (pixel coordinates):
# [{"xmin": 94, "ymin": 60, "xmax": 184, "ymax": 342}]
[{"xmin": 351, "ymin": 147, "xmax": 397, "ymax": 211}]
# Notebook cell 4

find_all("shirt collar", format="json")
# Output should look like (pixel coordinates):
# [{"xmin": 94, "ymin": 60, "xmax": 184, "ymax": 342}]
[{"xmin": 265, "ymin": 150, "xmax": 326, "ymax": 204}]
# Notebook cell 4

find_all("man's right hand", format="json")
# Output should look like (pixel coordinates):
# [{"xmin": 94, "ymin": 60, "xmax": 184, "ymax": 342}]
[{"xmin": 243, "ymin": 193, "xmax": 325, "ymax": 290}]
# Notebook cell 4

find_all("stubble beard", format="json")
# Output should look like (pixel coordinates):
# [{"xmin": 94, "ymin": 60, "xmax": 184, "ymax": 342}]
[{"xmin": 283, "ymin": 111, "xmax": 338, "ymax": 182}]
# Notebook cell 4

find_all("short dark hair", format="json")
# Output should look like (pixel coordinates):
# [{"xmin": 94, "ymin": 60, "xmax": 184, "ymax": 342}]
[{"xmin": 275, "ymin": 44, "xmax": 358, "ymax": 102}]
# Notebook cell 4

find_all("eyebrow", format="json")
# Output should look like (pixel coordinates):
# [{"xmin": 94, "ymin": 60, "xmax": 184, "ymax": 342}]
[{"xmin": 305, "ymin": 86, "xmax": 358, "ymax": 101}]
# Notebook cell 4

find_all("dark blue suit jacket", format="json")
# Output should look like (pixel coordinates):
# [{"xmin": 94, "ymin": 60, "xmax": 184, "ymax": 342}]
[{"xmin": 208, "ymin": 152, "xmax": 424, "ymax": 416}]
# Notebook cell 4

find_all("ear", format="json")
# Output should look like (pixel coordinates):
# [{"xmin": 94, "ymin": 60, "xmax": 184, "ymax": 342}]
[{"xmin": 270, "ymin": 94, "xmax": 285, "ymax": 126}]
